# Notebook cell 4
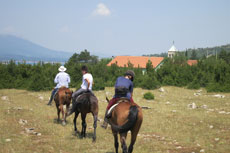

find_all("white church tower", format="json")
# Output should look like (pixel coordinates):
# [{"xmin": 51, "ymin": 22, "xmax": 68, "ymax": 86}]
[{"xmin": 168, "ymin": 41, "xmax": 178, "ymax": 58}]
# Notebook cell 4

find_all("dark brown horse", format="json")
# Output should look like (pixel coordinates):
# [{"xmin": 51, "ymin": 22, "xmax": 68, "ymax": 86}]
[
  {"xmin": 71, "ymin": 92, "xmax": 98, "ymax": 142},
  {"xmin": 106, "ymin": 98, "xmax": 143, "ymax": 153},
  {"xmin": 54, "ymin": 87, "xmax": 72, "ymax": 126}
]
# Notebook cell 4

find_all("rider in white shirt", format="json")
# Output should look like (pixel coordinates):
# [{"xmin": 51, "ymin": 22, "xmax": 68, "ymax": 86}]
[
  {"xmin": 47, "ymin": 66, "xmax": 70, "ymax": 105},
  {"xmin": 68, "ymin": 65, "xmax": 93, "ymax": 115}
]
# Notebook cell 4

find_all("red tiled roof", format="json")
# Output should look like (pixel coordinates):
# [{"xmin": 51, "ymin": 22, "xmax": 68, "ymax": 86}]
[
  {"xmin": 107, "ymin": 56, "xmax": 164, "ymax": 68},
  {"xmin": 187, "ymin": 60, "xmax": 198, "ymax": 66}
]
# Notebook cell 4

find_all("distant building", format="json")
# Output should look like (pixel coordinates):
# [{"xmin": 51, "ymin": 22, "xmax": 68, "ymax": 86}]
[
  {"xmin": 107, "ymin": 56, "xmax": 164, "ymax": 74},
  {"xmin": 168, "ymin": 41, "xmax": 178, "ymax": 58}
]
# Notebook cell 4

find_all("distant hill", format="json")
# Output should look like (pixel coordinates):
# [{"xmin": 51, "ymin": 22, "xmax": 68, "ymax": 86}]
[{"xmin": 0, "ymin": 35, "xmax": 73, "ymax": 62}]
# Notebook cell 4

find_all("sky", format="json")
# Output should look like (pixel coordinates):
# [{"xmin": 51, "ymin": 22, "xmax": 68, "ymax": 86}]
[{"xmin": 0, "ymin": 0, "xmax": 230, "ymax": 57}]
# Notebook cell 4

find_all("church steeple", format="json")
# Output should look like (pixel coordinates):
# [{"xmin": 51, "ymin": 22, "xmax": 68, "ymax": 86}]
[{"xmin": 168, "ymin": 41, "xmax": 178, "ymax": 58}]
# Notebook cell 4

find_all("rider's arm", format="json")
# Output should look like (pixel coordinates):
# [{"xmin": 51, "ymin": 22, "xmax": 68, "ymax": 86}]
[
  {"xmin": 54, "ymin": 74, "xmax": 59, "ymax": 84},
  {"xmin": 85, "ymin": 78, "xmax": 90, "ymax": 90}
]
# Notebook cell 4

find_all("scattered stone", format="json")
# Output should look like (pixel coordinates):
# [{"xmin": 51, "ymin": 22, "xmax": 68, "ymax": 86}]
[
  {"xmin": 188, "ymin": 103, "xmax": 197, "ymax": 109},
  {"xmin": 159, "ymin": 87, "xmax": 165, "ymax": 92},
  {"xmin": 172, "ymin": 110, "xmax": 177, "ymax": 113},
  {"xmin": 197, "ymin": 89, "xmax": 203, "ymax": 93},
  {"xmin": 215, "ymin": 138, "xmax": 220, "ymax": 141},
  {"xmin": 201, "ymin": 105, "xmax": 208, "ymax": 109},
  {"xmin": 194, "ymin": 93, "xmax": 201, "ymax": 96},
  {"xmin": 141, "ymin": 106, "xmax": 151, "ymax": 109},
  {"xmin": 38, "ymin": 96, "xmax": 44, "ymax": 100},
  {"xmin": 14, "ymin": 107, "xmax": 22, "ymax": 110},
  {"xmin": 5, "ymin": 139, "xmax": 11, "ymax": 142},
  {"xmin": 219, "ymin": 111, "xmax": 226, "ymax": 114},
  {"xmin": 176, "ymin": 146, "xmax": 182, "ymax": 149},
  {"xmin": 1, "ymin": 96, "xmax": 9, "ymax": 101},
  {"xmin": 19, "ymin": 119, "xmax": 28, "ymax": 125},
  {"xmin": 25, "ymin": 128, "xmax": 35, "ymax": 134},
  {"xmin": 209, "ymin": 125, "xmax": 214, "ymax": 129},
  {"xmin": 166, "ymin": 101, "xmax": 170, "ymax": 105},
  {"xmin": 197, "ymin": 143, "xmax": 201, "ymax": 147},
  {"xmin": 200, "ymin": 149, "xmax": 205, "ymax": 152},
  {"xmin": 213, "ymin": 94, "xmax": 225, "ymax": 98}
]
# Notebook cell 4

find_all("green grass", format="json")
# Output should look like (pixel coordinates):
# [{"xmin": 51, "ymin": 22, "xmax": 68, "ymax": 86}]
[{"xmin": 1, "ymin": 87, "xmax": 230, "ymax": 153}]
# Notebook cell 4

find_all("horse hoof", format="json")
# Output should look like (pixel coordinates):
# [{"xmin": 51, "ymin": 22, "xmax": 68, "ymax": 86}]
[
  {"xmin": 92, "ymin": 138, "xmax": 96, "ymax": 142},
  {"xmin": 62, "ymin": 121, "xmax": 66, "ymax": 126}
]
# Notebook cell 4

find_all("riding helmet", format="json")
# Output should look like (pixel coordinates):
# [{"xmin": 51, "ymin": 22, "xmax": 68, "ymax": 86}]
[{"xmin": 125, "ymin": 70, "xmax": 135, "ymax": 81}]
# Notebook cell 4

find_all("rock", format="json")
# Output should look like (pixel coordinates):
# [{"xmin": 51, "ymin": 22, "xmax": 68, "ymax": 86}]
[
  {"xmin": 209, "ymin": 125, "xmax": 214, "ymax": 129},
  {"xmin": 38, "ymin": 96, "xmax": 44, "ymax": 100},
  {"xmin": 172, "ymin": 110, "xmax": 177, "ymax": 113},
  {"xmin": 188, "ymin": 103, "xmax": 197, "ymax": 109},
  {"xmin": 166, "ymin": 101, "xmax": 170, "ymax": 105},
  {"xmin": 141, "ymin": 106, "xmax": 151, "ymax": 109},
  {"xmin": 197, "ymin": 89, "xmax": 203, "ymax": 93},
  {"xmin": 213, "ymin": 94, "xmax": 225, "ymax": 98},
  {"xmin": 19, "ymin": 119, "xmax": 28, "ymax": 125},
  {"xmin": 5, "ymin": 139, "xmax": 11, "ymax": 142},
  {"xmin": 200, "ymin": 149, "xmax": 205, "ymax": 152},
  {"xmin": 1, "ymin": 96, "xmax": 8, "ymax": 101},
  {"xmin": 194, "ymin": 93, "xmax": 201, "ymax": 96},
  {"xmin": 25, "ymin": 128, "xmax": 35, "ymax": 134},
  {"xmin": 159, "ymin": 87, "xmax": 165, "ymax": 92},
  {"xmin": 176, "ymin": 146, "xmax": 182, "ymax": 149},
  {"xmin": 201, "ymin": 105, "xmax": 208, "ymax": 109},
  {"xmin": 219, "ymin": 111, "xmax": 226, "ymax": 114},
  {"xmin": 215, "ymin": 138, "xmax": 219, "ymax": 141}
]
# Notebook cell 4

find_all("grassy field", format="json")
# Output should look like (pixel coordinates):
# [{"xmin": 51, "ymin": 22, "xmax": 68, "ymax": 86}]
[{"xmin": 1, "ymin": 87, "xmax": 230, "ymax": 153}]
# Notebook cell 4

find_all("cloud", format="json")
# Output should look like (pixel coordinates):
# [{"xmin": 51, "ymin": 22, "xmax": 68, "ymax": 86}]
[
  {"xmin": 93, "ymin": 3, "xmax": 111, "ymax": 16},
  {"xmin": 58, "ymin": 25, "xmax": 71, "ymax": 33}
]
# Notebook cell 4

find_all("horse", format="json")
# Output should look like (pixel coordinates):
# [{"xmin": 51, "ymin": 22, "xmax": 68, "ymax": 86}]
[
  {"xmin": 71, "ymin": 92, "xmax": 99, "ymax": 142},
  {"xmin": 106, "ymin": 97, "xmax": 143, "ymax": 153},
  {"xmin": 54, "ymin": 87, "xmax": 72, "ymax": 126}
]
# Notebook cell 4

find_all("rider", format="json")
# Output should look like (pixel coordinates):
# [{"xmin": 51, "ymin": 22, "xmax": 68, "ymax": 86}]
[
  {"xmin": 47, "ymin": 65, "xmax": 70, "ymax": 105},
  {"xmin": 67, "ymin": 65, "xmax": 93, "ymax": 116},
  {"xmin": 101, "ymin": 70, "xmax": 135, "ymax": 129}
]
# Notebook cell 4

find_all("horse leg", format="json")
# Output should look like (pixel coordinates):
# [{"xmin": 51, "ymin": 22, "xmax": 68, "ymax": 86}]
[
  {"xmin": 60, "ymin": 104, "xmax": 66, "ymax": 126},
  {"xmin": 56, "ymin": 104, "xmax": 61, "ymax": 123},
  {"xmin": 120, "ymin": 133, "xmax": 128, "ymax": 153},
  {"xmin": 113, "ymin": 131, "xmax": 119, "ymax": 153},
  {"xmin": 92, "ymin": 112, "xmax": 98, "ymax": 142},
  {"xmin": 73, "ymin": 111, "xmax": 79, "ymax": 135},
  {"xmin": 81, "ymin": 113, "xmax": 87, "ymax": 138},
  {"xmin": 128, "ymin": 115, "xmax": 143, "ymax": 153},
  {"xmin": 128, "ymin": 131, "xmax": 137, "ymax": 153},
  {"xmin": 65, "ymin": 104, "xmax": 70, "ymax": 123}
]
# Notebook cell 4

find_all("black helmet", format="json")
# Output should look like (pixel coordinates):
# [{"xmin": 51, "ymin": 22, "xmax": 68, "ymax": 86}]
[{"xmin": 125, "ymin": 70, "xmax": 135, "ymax": 81}]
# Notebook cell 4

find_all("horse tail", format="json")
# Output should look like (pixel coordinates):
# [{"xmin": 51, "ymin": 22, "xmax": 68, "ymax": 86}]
[{"xmin": 110, "ymin": 105, "xmax": 138, "ymax": 133}]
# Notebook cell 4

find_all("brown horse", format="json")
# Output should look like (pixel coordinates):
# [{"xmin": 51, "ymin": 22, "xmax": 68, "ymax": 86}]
[
  {"xmin": 106, "ymin": 98, "xmax": 143, "ymax": 153},
  {"xmin": 54, "ymin": 87, "xmax": 72, "ymax": 126},
  {"xmin": 71, "ymin": 92, "xmax": 98, "ymax": 142}
]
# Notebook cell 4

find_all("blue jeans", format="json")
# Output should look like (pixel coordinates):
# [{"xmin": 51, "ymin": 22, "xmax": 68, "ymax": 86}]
[{"xmin": 48, "ymin": 88, "xmax": 59, "ymax": 104}]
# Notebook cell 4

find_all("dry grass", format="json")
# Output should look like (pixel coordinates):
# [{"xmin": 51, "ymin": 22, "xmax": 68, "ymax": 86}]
[{"xmin": 1, "ymin": 87, "xmax": 230, "ymax": 153}]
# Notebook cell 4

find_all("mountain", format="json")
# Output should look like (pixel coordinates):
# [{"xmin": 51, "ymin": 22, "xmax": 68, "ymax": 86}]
[{"xmin": 0, "ymin": 35, "xmax": 73, "ymax": 62}]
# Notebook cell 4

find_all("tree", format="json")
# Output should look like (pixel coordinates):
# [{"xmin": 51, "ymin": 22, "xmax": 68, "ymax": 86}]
[{"xmin": 190, "ymin": 50, "xmax": 197, "ymax": 60}]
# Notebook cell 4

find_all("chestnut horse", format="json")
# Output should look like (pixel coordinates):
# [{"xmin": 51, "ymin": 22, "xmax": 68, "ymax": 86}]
[
  {"xmin": 106, "ymin": 98, "xmax": 143, "ymax": 153},
  {"xmin": 71, "ymin": 92, "xmax": 98, "ymax": 142},
  {"xmin": 54, "ymin": 87, "xmax": 72, "ymax": 126}
]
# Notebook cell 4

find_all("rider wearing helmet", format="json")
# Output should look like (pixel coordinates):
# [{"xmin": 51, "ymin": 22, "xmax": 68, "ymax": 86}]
[{"xmin": 101, "ymin": 70, "xmax": 135, "ymax": 129}]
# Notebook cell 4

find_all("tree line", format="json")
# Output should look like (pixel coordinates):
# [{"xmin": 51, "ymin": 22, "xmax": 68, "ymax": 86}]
[{"xmin": 0, "ymin": 49, "xmax": 230, "ymax": 92}]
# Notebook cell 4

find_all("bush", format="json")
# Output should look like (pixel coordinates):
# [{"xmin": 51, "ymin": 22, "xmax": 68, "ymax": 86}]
[{"xmin": 143, "ymin": 92, "xmax": 155, "ymax": 100}]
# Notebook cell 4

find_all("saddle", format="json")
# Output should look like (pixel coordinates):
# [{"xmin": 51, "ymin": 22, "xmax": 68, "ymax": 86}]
[{"xmin": 106, "ymin": 97, "xmax": 130, "ymax": 118}]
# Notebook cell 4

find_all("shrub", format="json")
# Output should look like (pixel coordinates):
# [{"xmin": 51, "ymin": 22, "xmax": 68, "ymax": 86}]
[{"xmin": 143, "ymin": 92, "xmax": 155, "ymax": 100}]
